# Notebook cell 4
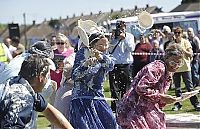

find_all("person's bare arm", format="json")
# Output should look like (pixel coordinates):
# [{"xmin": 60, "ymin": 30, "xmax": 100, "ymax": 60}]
[
  {"xmin": 42, "ymin": 103, "xmax": 74, "ymax": 129},
  {"xmin": 184, "ymin": 47, "xmax": 193, "ymax": 58},
  {"xmin": 160, "ymin": 94, "xmax": 177, "ymax": 105},
  {"xmin": 157, "ymin": 29, "xmax": 166, "ymax": 38}
]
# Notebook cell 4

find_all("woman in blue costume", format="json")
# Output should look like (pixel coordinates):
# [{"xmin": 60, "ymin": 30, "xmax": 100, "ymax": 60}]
[{"xmin": 69, "ymin": 32, "xmax": 119, "ymax": 129}]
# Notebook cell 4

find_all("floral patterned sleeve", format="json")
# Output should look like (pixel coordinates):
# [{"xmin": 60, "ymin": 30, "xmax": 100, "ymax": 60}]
[{"xmin": 135, "ymin": 61, "xmax": 166, "ymax": 103}]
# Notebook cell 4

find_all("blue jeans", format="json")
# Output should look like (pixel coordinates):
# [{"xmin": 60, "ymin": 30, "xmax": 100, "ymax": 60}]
[
  {"xmin": 173, "ymin": 71, "xmax": 199, "ymax": 107},
  {"xmin": 191, "ymin": 59, "xmax": 199, "ymax": 87}
]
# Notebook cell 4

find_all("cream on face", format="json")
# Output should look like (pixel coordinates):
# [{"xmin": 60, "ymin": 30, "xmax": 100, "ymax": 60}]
[{"xmin": 94, "ymin": 38, "xmax": 109, "ymax": 52}]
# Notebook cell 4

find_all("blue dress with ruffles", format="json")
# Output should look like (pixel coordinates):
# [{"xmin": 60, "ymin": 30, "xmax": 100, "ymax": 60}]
[{"xmin": 69, "ymin": 47, "xmax": 119, "ymax": 129}]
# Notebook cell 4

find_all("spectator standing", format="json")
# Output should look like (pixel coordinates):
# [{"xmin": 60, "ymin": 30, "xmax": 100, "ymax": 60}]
[
  {"xmin": 108, "ymin": 20, "xmax": 135, "ymax": 113},
  {"xmin": 11, "ymin": 36, "xmax": 25, "ymax": 58},
  {"xmin": 0, "ymin": 42, "xmax": 13, "ymax": 63},
  {"xmin": 148, "ymin": 40, "xmax": 164, "ymax": 63},
  {"xmin": 182, "ymin": 31, "xmax": 188, "ymax": 39},
  {"xmin": 151, "ymin": 29, "xmax": 164, "ymax": 50},
  {"xmin": 132, "ymin": 34, "xmax": 152, "ymax": 77},
  {"xmin": 51, "ymin": 33, "xmax": 74, "ymax": 89},
  {"xmin": 3, "ymin": 37, "xmax": 17, "ymax": 56},
  {"xmin": 172, "ymin": 26, "xmax": 200, "ymax": 111},
  {"xmin": 187, "ymin": 27, "xmax": 200, "ymax": 87},
  {"xmin": 0, "ymin": 54, "xmax": 73, "ymax": 129},
  {"xmin": 162, "ymin": 25, "xmax": 172, "ymax": 44},
  {"xmin": 163, "ymin": 32, "xmax": 174, "ymax": 50},
  {"xmin": 50, "ymin": 35, "xmax": 57, "ymax": 50}
]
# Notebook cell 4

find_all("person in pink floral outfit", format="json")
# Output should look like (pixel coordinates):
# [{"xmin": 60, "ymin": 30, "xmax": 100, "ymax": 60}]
[
  {"xmin": 51, "ymin": 33, "xmax": 74, "ymax": 89},
  {"xmin": 116, "ymin": 43, "xmax": 185, "ymax": 129}
]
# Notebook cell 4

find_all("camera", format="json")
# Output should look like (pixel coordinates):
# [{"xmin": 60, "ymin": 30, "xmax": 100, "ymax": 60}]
[
  {"xmin": 114, "ymin": 21, "xmax": 126, "ymax": 39},
  {"xmin": 114, "ymin": 28, "xmax": 122, "ymax": 39}
]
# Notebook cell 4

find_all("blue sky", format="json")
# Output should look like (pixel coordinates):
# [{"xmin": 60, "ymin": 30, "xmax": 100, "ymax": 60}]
[{"xmin": 0, "ymin": 0, "xmax": 182, "ymax": 25}]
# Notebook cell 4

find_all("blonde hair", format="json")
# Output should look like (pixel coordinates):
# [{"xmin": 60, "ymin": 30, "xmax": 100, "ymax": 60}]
[
  {"xmin": 173, "ymin": 26, "xmax": 183, "ymax": 33},
  {"xmin": 56, "ymin": 33, "xmax": 72, "ymax": 48},
  {"xmin": 57, "ymin": 33, "xmax": 69, "ymax": 43}
]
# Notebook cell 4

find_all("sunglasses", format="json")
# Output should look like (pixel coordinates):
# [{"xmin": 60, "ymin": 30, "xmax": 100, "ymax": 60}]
[
  {"xmin": 56, "ymin": 42, "xmax": 65, "ymax": 45},
  {"xmin": 174, "ymin": 32, "xmax": 181, "ymax": 34}
]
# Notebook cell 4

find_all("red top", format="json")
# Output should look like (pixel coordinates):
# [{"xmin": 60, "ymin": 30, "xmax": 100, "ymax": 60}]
[
  {"xmin": 51, "ymin": 47, "xmax": 74, "ymax": 89},
  {"xmin": 133, "ymin": 42, "xmax": 152, "ymax": 63}
]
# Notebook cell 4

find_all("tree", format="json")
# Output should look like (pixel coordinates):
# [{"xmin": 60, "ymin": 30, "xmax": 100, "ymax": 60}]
[
  {"xmin": 48, "ymin": 19, "xmax": 62, "ymax": 31},
  {"xmin": 0, "ymin": 24, "xmax": 6, "ymax": 30}
]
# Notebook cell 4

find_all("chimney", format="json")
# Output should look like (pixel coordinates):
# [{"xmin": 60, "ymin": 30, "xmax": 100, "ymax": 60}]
[
  {"xmin": 134, "ymin": 5, "xmax": 138, "ymax": 10},
  {"xmin": 90, "ymin": 12, "xmax": 93, "ymax": 15},
  {"xmin": 32, "ymin": 20, "xmax": 36, "ymax": 25},
  {"xmin": 120, "ymin": 7, "xmax": 123, "ymax": 12},
  {"xmin": 111, "ymin": 9, "xmax": 113, "ymax": 13},
  {"xmin": 146, "ymin": 4, "xmax": 149, "ymax": 8},
  {"xmin": 81, "ymin": 13, "xmax": 84, "ymax": 16}
]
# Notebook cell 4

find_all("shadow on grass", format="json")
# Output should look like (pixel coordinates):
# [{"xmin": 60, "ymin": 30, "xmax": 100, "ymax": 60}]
[
  {"xmin": 163, "ymin": 107, "xmax": 195, "ymax": 111},
  {"xmin": 163, "ymin": 108, "xmax": 197, "ymax": 114},
  {"xmin": 38, "ymin": 114, "xmax": 45, "ymax": 117}
]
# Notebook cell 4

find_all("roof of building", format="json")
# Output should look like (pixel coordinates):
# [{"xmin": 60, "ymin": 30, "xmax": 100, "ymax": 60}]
[{"xmin": 171, "ymin": 2, "xmax": 200, "ymax": 12}]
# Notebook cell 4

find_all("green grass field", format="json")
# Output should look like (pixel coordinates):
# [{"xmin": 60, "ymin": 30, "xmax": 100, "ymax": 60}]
[{"xmin": 37, "ymin": 79, "xmax": 200, "ymax": 128}]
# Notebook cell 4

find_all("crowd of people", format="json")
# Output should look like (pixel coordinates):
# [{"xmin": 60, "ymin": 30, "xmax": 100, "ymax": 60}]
[{"xmin": 0, "ymin": 19, "xmax": 200, "ymax": 129}]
